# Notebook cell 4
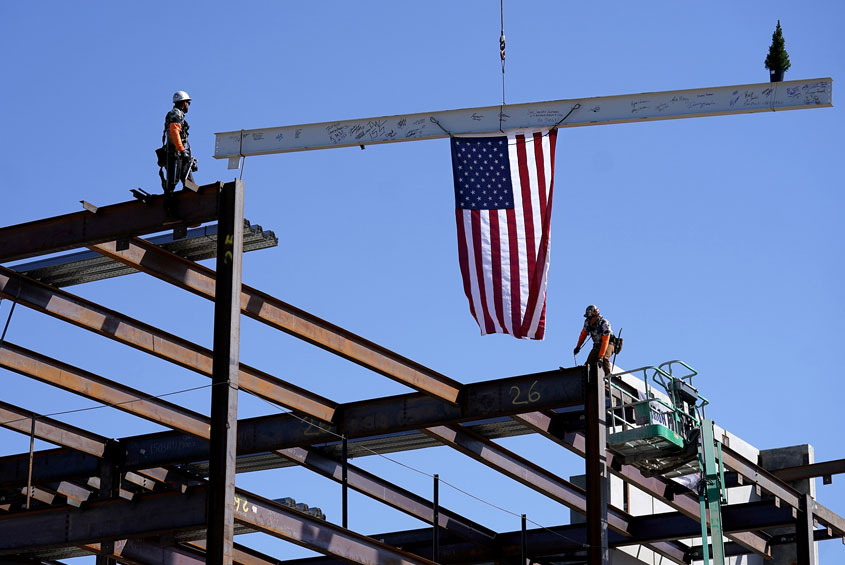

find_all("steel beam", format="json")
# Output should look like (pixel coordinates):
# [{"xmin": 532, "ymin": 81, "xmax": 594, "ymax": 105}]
[
  {"xmin": 0, "ymin": 342, "xmax": 211, "ymax": 439},
  {"xmin": 0, "ymin": 266, "xmax": 336, "ymax": 422},
  {"xmin": 207, "ymin": 180, "xmax": 244, "ymax": 565},
  {"xmin": 774, "ymin": 458, "xmax": 845, "ymax": 483},
  {"xmin": 0, "ymin": 400, "xmax": 107, "ymax": 457},
  {"xmin": 90, "ymin": 236, "xmax": 462, "ymax": 403},
  {"xmin": 0, "ymin": 182, "xmax": 225, "ymax": 263},
  {"xmin": 213, "ymin": 78, "xmax": 833, "ymax": 159},
  {"xmin": 276, "ymin": 446, "xmax": 496, "ymax": 548}
]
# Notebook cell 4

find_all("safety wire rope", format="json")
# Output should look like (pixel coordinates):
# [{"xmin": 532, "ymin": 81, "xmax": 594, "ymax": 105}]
[
  {"xmin": 0, "ymin": 381, "xmax": 223, "ymax": 429},
  {"xmin": 241, "ymin": 387, "xmax": 591, "ymax": 549},
  {"xmin": 499, "ymin": 0, "xmax": 506, "ymax": 132}
]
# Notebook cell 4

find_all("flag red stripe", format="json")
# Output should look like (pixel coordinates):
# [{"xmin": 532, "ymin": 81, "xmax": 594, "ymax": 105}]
[
  {"xmin": 488, "ymin": 211, "xmax": 507, "ymax": 332},
  {"xmin": 471, "ymin": 210, "xmax": 496, "ymax": 334},
  {"xmin": 515, "ymin": 134, "xmax": 536, "ymax": 288},
  {"xmin": 506, "ymin": 207, "xmax": 521, "ymax": 335},
  {"xmin": 455, "ymin": 209, "xmax": 477, "ymax": 323}
]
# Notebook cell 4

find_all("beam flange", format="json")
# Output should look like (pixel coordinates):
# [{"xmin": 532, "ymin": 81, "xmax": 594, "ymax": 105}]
[{"xmin": 213, "ymin": 78, "xmax": 833, "ymax": 158}]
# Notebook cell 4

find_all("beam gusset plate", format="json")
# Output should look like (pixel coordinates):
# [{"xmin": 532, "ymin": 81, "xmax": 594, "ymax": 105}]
[
  {"xmin": 90, "ymin": 237, "xmax": 462, "ymax": 404},
  {"xmin": 214, "ymin": 78, "xmax": 833, "ymax": 159}
]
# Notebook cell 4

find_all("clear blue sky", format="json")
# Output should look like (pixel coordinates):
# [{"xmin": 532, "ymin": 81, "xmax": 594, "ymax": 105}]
[{"xmin": 1, "ymin": 1, "xmax": 843, "ymax": 562}]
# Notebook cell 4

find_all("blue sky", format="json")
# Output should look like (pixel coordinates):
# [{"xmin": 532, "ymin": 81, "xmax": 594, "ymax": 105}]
[{"xmin": 1, "ymin": 1, "xmax": 843, "ymax": 562}]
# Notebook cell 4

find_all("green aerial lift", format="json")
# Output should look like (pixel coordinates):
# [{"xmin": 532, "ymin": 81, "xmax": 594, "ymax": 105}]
[{"xmin": 606, "ymin": 361, "xmax": 727, "ymax": 564}]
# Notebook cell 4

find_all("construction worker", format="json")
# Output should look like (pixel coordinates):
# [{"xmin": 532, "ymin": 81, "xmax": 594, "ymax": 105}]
[
  {"xmin": 161, "ymin": 90, "xmax": 197, "ymax": 194},
  {"xmin": 573, "ymin": 305, "xmax": 615, "ymax": 375}
]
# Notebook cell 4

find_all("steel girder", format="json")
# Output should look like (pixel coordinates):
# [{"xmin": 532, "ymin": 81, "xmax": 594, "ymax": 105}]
[
  {"xmin": 0, "ymin": 182, "xmax": 225, "ymax": 263},
  {"xmin": 90, "ymin": 237, "xmax": 463, "ymax": 404}
]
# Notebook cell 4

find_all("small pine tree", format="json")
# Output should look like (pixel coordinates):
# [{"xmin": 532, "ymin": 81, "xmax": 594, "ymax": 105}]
[{"xmin": 764, "ymin": 20, "xmax": 791, "ymax": 71}]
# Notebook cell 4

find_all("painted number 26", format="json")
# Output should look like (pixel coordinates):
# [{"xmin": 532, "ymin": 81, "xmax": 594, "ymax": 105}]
[{"xmin": 510, "ymin": 380, "xmax": 540, "ymax": 405}]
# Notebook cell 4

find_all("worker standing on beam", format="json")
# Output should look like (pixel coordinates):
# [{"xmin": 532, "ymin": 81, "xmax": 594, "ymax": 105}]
[
  {"xmin": 573, "ymin": 305, "xmax": 615, "ymax": 375},
  {"xmin": 161, "ymin": 90, "xmax": 197, "ymax": 194}
]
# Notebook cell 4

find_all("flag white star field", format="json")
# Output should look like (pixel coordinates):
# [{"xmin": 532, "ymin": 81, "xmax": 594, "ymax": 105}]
[{"xmin": 451, "ymin": 130, "xmax": 557, "ymax": 340}]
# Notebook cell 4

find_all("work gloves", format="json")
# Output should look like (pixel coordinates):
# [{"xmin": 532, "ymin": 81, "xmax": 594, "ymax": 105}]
[
  {"xmin": 180, "ymin": 150, "xmax": 190, "ymax": 159},
  {"xmin": 573, "ymin": 346, "xmax": 581, "ymax": 356}
]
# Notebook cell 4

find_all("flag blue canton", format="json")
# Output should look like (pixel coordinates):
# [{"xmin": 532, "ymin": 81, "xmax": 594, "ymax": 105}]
[{"xmin": 451, "ymin": 136, "xmax": 514, "ymax": 210}]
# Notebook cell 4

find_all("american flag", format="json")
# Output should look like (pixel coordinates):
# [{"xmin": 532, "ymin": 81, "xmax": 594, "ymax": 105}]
[{"xmin": 451, "ymin": 130, "xmax": 557, "ymax": 340}]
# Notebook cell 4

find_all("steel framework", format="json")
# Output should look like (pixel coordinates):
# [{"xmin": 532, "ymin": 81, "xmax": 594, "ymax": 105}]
[{"xmin": 0, "ymin": 181, "xmax": 843, "ymax": 565}]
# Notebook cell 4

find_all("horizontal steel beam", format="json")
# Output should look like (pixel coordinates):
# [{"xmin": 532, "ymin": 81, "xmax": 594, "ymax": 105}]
[
  {"xmin": 0, "ymin": 486, "xmax": 436, "ymax": 565},
  {"xmin": 90, "ymin": 237, "xmax": 461, "ymax": 404},
  {"xmin": 0, "ymin": 400, "xmax": 107, "ymax": 457},
  {"xmin": 0, "ymin": 367, "xmax": 582, "ymax": 487},
  {"xmin": 0, "ymin": 267, "xmax": 337, "ymax": 422},
  {"xmin": 0, "ymin": 182, "xmax": 226, "ymax": 263},
  {"xmin": 0, "ymin": 342, "xmax": 211, "ymax": 439},
  {"xmin": 773, "ymin": 458, "xmax": 845, "ymax": 482},
  {"xmin": 213, "ymin": 78, "xmax": 833, "ymax": 159}
]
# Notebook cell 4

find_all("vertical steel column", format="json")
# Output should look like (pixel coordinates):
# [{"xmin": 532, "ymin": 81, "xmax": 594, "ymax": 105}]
[
  {"xmin": 796, "ymin": 493, "xmax": 817, "ymax": 565},
  {"xmin": 342, "ymin": 435, "xmax": 348, "ymax": 529},
  {"xmin": 433, "ymin": 473, "xmax": 440, "ymax": 563},
  {"xmin": 584, "ymin": 363, "xmax": 609, "ymax": 564},
  {"xmin": 206, "ymin": 180, "xmax": 245, "ymax": 565},
  {"xmin": 521, "ymin": 514, "xmax": 527, "ymax": 565},
  {"xmin": 96, "ymin": 442, "xmax": 120, "ymax": 565}
]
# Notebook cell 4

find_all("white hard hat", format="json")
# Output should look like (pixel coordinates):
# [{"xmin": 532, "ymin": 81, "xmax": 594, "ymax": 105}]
[{"xmin": 173, "ymin": 90, "xmax": 192, "ymax": 103}]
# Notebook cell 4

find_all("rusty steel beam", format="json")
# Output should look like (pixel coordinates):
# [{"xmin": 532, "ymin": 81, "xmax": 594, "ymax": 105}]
[
  {"xmin": 422, "ymin": 424, "xmax": 633, "ymax": 536},
  {"xmin": 0, "ymin": 342, "xmax": 211, "ymax": 439},
  {"xmin": 512, "ymin": 410, "xmax": 773, "ymax": 559},
  {"xmin": 277, "ymin": 446, "xmax": 496, "ymax": 548},
  {"xmin": 0, "ymin": 266, "xmax": 336, "ymax": 422},
  {"xmin": 0, "ymin": 400, "xmax": 107, "ymax": 457},
  {"xmin": 0, "ymin": 182, "xmax": 225, "ymax": 263},
  {"xmin": 90, "ymin": 236, "xmax": 462, "ymax": 403},
  {"xmin": 774, "ymin": 458, "xmax": 845, "ymax": 483}
]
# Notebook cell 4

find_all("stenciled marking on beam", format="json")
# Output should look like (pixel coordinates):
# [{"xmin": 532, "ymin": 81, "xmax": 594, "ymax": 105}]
[{"xmin": 214, "ymin": 78, "xmax": 833, "ymax": 158}]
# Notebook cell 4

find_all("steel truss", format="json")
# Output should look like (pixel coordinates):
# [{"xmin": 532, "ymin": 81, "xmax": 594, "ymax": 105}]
[{"xmin": 0, "ymin": 182, "xmax": 842, "ymax": 565}]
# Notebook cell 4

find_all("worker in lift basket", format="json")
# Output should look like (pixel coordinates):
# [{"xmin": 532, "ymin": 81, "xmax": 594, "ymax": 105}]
[
  {"xmin": 161, "ymin": 90, "xmax": 198, "ymax": 194},
  {"xmin": 572, "ymin": 305, "xmax": 615, "ymax": 375}
]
